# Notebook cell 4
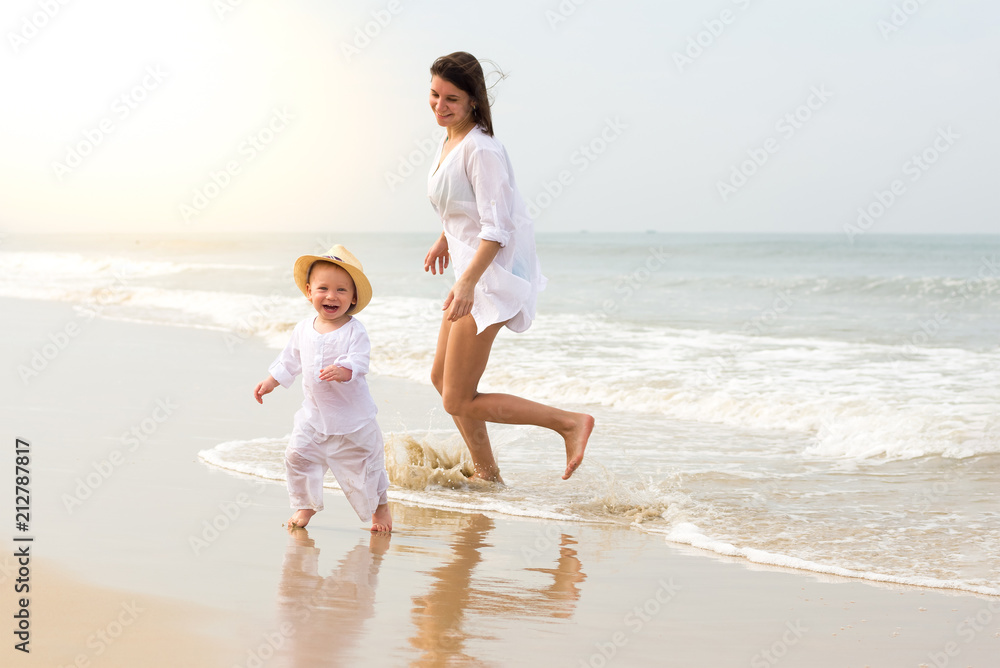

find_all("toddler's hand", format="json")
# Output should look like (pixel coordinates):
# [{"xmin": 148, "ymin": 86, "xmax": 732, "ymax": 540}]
[
  {"xmin": 319, "ymin": 365, "xmax": 352, "ymax": 383},
  {"xmin": 254, "ymin": 377, "xmax": 278, "ymax": 404}
]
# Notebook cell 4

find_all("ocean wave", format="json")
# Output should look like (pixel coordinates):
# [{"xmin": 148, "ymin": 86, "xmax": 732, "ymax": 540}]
[
  {"xmin": 7, "ymin": 248, "xmax": 997, "ymax": 463},
  {"xmin": 662, "ymin": 522, "xmax": 1000, "ymax": 597},
  {"xmin": 361, "ymin": 305, "xmax": 1000, "ymax": 463}
]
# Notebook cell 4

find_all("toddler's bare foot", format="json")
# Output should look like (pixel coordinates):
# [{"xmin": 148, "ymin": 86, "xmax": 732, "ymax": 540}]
[
  {"xmin": 562, "ymin": 413, "xmax": 594, "ymax": 480},
  {"xmin": 371, "ymin": 503, "xmax": 392, "ymax": 532},
  {"xmin": 286, "ymin": 526, "xmax": 313, "ymax": 544},
  {"xmin": 369, "ymin": 531, "xmax": 391, "ymax": 555},
  {"xmin": 288, "ymin": 509, "xmax": 316, "ymax": 528}
]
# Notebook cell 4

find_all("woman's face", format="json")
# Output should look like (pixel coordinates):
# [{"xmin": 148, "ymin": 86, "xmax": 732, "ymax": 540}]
[{"xmin": 429, "ymin": 75, "xmax": 473, "ymax": 129}]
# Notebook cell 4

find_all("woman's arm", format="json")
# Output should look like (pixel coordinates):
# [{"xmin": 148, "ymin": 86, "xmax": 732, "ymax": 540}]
[
  {"xmin": 424, "ymin": 233, "xmax": 450, "ymax": 275},
  {"xmin": 440, "ymin": 144, "xmax": 517, "ymax": 321},
  {"xmin": 443, "ymin": 239, "xmax": 500, "ymax": 321}
]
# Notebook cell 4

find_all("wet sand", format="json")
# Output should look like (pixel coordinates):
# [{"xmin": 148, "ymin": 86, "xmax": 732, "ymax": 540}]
[{"xmin": 2, "ymin": 297, "xmax": 998, "ymax": 667}]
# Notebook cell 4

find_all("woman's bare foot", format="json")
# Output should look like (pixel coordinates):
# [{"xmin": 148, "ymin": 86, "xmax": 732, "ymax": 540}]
[
  {"xmin": 287, "ymin": 508, "xmax": 316, "ymax": 528},
  {"xmin": 561, "ymin": 413, "xmax": 595, "ymax": 480},
  {"xmin": 470, "ymin": 465, "xmax": 504, "ymax": 485},
  {"xmin": 371, "ymin": 503, "xmax": 392, "ymax": 532}
]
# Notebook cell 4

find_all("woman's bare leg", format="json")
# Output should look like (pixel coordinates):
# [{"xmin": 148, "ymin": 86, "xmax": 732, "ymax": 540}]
[
  {"xmin": 436, "ymin": 315, "xmax": 594, "ymax": 480},
  {"xmin": 431, "ymin": 316, "xmax": 503, "ymax": 481}
]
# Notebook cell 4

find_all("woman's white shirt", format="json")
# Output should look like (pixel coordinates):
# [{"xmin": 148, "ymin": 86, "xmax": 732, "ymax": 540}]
[{"xmin": 427, "ymin": 126, "xmax": 546, "ymax": 333}]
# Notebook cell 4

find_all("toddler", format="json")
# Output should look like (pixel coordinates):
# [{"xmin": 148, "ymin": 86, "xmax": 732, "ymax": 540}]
[{"xmin": 254, "ymin": 245, "xmax": 392, "ymax": 532}]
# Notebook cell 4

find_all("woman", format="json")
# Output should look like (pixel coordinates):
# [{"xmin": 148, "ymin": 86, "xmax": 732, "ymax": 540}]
[{"xmin": 423, "ymin": 51, "xmax": 594, "ymax": 483}]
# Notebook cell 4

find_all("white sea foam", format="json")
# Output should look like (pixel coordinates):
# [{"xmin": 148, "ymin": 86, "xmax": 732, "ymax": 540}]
[
  {"xmin": 198, "ymin": 432, "xmax": 585, "ymax": 522},
  {"xmin": 198, "ymin": 431, "xmax": 999, "ymax": 597},
  {"xmin": 663, "ymin": 522, "xmax": 1000, "ymax": 597}
]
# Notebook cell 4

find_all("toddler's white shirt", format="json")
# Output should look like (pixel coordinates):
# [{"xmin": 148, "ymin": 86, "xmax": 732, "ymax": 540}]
[{"xmin": 269, "ymin": 316, "xmax": 377, "ymax": 435}]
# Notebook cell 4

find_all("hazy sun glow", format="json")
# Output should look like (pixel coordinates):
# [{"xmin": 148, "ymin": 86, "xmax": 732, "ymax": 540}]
[{"xmin": 2, "ymin": 0, "xmax": 997, "ymax": 235}]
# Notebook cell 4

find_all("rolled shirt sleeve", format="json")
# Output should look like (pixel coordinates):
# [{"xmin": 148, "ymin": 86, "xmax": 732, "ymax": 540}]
[
  {"xmin": 467, "ymin": 147, "xmax": 515, "ymax": 248},
  {"xmin": 268, "ymin": 322, "xmax": 303, "ymax": 387},
  {"xmin": 331, "ymin": 320, "xmax": 371, "ymax": 382}
]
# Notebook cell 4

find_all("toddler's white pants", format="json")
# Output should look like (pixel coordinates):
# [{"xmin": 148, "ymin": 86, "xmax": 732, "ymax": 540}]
[{"xmin": 285, "ymin": 416, "xmax": 389, "ymax": 521}]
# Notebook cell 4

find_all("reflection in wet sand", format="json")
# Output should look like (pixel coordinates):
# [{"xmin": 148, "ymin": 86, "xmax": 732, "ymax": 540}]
[
  {"xmin": 409, "ymin": 514, "xmax": 494, "ymax": 667},
  {"xmin": 525, "ymin": 534, "xmax": 587, "ymax": 619},
  {"xmin": 409, "ymin": 514, "xmax": 586, "ymax": 667},
  {"xmin": 275, "ymin": 527, "xmax": 391, "ymax": 667}
]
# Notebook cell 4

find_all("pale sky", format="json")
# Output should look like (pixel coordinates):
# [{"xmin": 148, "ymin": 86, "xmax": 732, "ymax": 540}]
[{"xmin": 1, "ymin": 0, "xmax": 997, "ymax": 236}]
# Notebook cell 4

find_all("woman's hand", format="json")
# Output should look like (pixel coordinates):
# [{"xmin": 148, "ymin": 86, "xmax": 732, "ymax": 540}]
[
  {"xmin": 424, "ymin": 235, "xmax": 450, "ymax": 275},
  {"xmin": 442, "ymin": 276, "xmax": 475, "ymax": 321}
]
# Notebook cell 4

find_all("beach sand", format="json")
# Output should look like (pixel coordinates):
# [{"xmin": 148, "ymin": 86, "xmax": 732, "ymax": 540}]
[{"xmin": 2, "ymin": 296, "xmax": 998, "ymax": 667}]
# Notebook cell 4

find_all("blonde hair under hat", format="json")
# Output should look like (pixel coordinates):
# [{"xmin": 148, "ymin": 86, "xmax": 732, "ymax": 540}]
[{"xmin": 293, "ymin": 245, "xmax": 373, "ymax": 315}]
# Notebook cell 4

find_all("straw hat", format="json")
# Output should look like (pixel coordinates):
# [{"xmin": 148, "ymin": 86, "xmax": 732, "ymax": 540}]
[{"xmin": 293, "ymin": 244, "xmax": 373, "ymax": 315}]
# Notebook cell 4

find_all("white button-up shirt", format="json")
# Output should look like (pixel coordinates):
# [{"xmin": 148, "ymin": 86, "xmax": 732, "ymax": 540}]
[
  {"xmin": 428, "ymin": 126, "xmax": 546, "ymax": 334},
  {"xmin": 269, "ymin": 316, "xmax": 377, "ymax": 435}
]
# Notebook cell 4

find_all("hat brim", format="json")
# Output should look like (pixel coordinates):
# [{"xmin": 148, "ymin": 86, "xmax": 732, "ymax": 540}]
[{"xmin": 293, "ymin": 255, "xmax": 373, "ymax": 315}]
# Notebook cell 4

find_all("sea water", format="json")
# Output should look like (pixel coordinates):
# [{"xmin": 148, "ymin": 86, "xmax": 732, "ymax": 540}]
[{"xmin": 2, "ymin": 232, "xmax": 998, "ymax": 596}]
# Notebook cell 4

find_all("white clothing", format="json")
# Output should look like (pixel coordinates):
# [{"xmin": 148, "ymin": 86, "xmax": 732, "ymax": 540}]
[
  {"xmin": 269, "ymin": 315, "xmax": 388, "ymax": 519},
  {"xmin": 285, "ymin": 417, "xmax": 388, "ymax": 520},
  {"xmin": 269, "ymin": 316, "xmax": 377, "ymax": 436},
  {"xmin": 427, "ymin": 126, "xmax": 547, "ymax": 334}
]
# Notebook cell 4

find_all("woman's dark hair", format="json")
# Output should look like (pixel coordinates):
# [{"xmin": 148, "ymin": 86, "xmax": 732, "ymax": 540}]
[{"xmin": 430, "ymin": 51, "xmax": 504, "ymax": 137}]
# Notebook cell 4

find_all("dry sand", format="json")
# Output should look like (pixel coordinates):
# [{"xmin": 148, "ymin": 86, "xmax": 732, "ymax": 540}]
[{"xmin": 2, "ymin": 297, "xmax": 998, "ymax": 667}]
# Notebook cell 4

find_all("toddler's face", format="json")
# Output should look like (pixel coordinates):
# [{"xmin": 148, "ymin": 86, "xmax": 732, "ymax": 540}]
[{"xmin": 306, "ymin": 262, "xmax": 356, "ymax": 325}]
